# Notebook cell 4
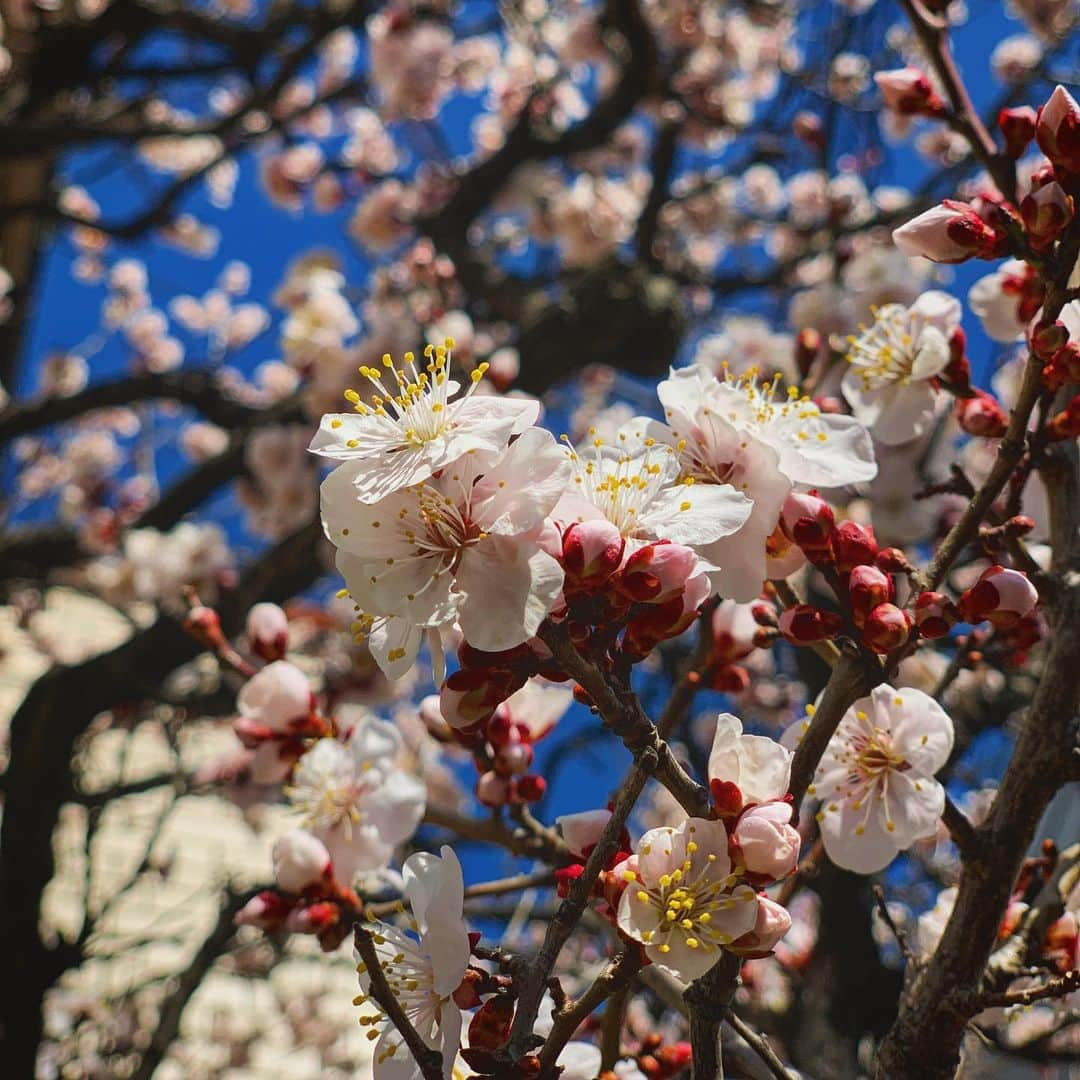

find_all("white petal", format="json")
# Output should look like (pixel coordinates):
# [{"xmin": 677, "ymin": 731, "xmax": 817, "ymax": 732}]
[
  {"xmin": 881, "ymin": 770, "xmax": 945, "ymax": 847},
  {"xmin": 642, "ymin": 484, "xmax": 753, "ymax": 546},
  {"xmin": 819, "ymin": 796, "xmax": 900, "ymax": 874}
]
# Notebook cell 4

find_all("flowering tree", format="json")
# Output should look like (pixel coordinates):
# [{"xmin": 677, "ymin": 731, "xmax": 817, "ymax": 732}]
[{"xmin": 2, "ymin": 0, "xmax": 1080, "ymax": 1078}]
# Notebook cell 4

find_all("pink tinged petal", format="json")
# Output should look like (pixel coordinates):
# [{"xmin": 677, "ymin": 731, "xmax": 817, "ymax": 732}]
[
  {"xmin": 656, "ymin": 364, "xmax": 723, "ymax": 426},
  {"xmin": 237, "ymin": 660, "xmax": 311, "ymax": 732},
  {"xmin": 635, "ymin": 826, "xmax": 685, "ymax": 889},
  {"xmin": 879, "ymin": 687, "xmax": 955, "ymax": 774},
  {"xmin": 364, "ymin": 769, "xmax": 427, "ymax": 846},
  {"xmin": 881, "ymin": 769, "xmax": 946, "ymax": 848},
  {"xmin": 366, "ymin": 616, "xmax": 424, "ymax": 680},
  {"xmin": 557, "ymin": 809, "xmax": 613, "ymax": 856},
  {"xmin": 773, "ymin": 411, "xmax": 878, "ymax": 487},
  {"xmin": 319, "ymin": 465, "xmax": 417, "ymax": 558},
  {"xmin": 818, "ymin": 793, "xmax": 901, "ymax": 874},
  {"xmin": 321, "ymin": 823, "xmax": 394, "ymax": 882},
  {"xmin": 865, "ymin": 381, "xmax": 942, "ymax": 446},
  {"xmin": 454, "ymin": 540, "xmax": 564, "ymax": 651},
  {"xmin": 643, "ymin": 483, "xmax": 753, "ymax": 546},
  {"xmin": 472, "ymin": 427, "xmax": 573, "ymax": 534},
  {"xmin": 334, "ymin": 546, "xmax": 449, "ymax": 625}
]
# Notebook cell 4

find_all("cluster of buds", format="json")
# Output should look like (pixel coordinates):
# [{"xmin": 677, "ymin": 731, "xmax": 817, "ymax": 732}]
[
  {"xmin": 958, "ymin": 565, "xmax": 1040, "ymax": 628},
  {"xmin": 1020, "ymin": 165, "xmax": 1075, "ymax": 251},
  {"xmin": 708, "ymin": 599, "xmax": 773, "ymax": 693},
  {"xmin": 438, "ymin": 643, "xmax": 556, "ymax": 807},
  {"xmin": 774, "ymin": 494, "xmax": 914, "ymax": 655},
  {"xmin": 236, "ymin": 830, "xmax": 360, "ymax": 950},
  {"xmin": 598, "ymin": 1036, "xmax": 692, "ymax": 1080}
]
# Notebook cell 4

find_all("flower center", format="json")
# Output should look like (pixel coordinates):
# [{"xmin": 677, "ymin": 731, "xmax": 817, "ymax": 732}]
[{"xmin": 846, "ymin": 305, "xmax": 917, "ymax": 386}]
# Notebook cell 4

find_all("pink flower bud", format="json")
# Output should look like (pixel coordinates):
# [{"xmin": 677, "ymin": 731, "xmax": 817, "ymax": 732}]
[
  {"xmin": 832, "ymin": 521, "xmax": 878, "ymax": 572},
  {"xmin": 235, "ymin": 660, "xmax": 314, "ymax": 738},
  {"xmin": 914, "ymin": 591, "xmax": 959, "ymax": 639},
  {"xmin": 892, "ymin": 200, "xmax": 1004, "ymax": 263},
  {"xmin": 862, "ymin": 603, "xmax": 912, "ymax": 654},
  {"xmin": 246, "ymin": 602, "xmax": 289, "ymax": 662},
  {"xmin": 780, "ymin": 490, "xmax": 835, "ymax": 560},
  {"xmin": 1021, "ymin": 180, "xmax": 1074, "ymax": 249},
  {"xmin": 999, "ymin": 106, "xmax": 1037, "ymax": 158},
  {"xmin": 793, "ymin": 110, "xmax": 825, "ymax": 148},
  {"xmin": 619, "ymin": 540, "xmax": 699, "ymax": 603},
  {"xmin": 286, "ymin": 901, "xmax": 340, "ymax": 934},
  {"xmin": 847, "ymin": 564, "xmax": 894, "ymax": 627},
  {"xmin": 493, "ymin": 739, "xmax": 534, "ymax": 776},
  {"xmin": 778, "ymin": 604, "xmax": 845, "ymax": 645},
  {"xmin": 476, "ymin": 770, "xmax": 511, "ymax": 807},
  {"xmin": 183, "ymin": 604, "xmax": 225, "ymax": 650},
  {"xmin": 875, "ymin": 547, "xmax": 911, "ymax": 573},
  {"xmin": 272, "ymin": 830, "xmax": 332, "ymax": 893},
  {"xmin": 734, "ymin": 802, "xmax": 801, "ymax": 883},
  {"xmin": 561, "ymin": 519, "xmax": 625, "ymax": 589},
  {"xmin": 959, "ymin": 565, "xmax": 1039, "ymax": 627},
  {"xmin": 955, "ymin": 389, "xmax": 1008, "ymax": 437},
  {"xmin": 730, "ymin": 894, "xmax": 792, "ymax": 957},
  {"xmin": 1036, "ymin": 86, "xmax": 1080, "ymax": 174},
  {"xmin": 235, "ymin": 890, "xmax": 291, "ymax": 930},
  {"xmin": 513, "ymin": 774, "xmax": 546, "ymax": 802},
  {"xmin": 874, "ymin": 67, "xmax": 945, "ymax": 117},
  {"xmin": 621, "ymin": 572, "xmax": 710, "ymax": 656}
]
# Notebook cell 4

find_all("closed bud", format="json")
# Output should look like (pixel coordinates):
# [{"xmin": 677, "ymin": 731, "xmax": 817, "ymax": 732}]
[
  {"xmin": 1047, "ymin": 393, "xmax": 1080, "ymax": 440},
  {"xmin": 286, "ymin": 900, "xmax": 339, "ymax": 935},
  {"xmin": 796, "ymin": 328, "xmax": 822, "ymax": 378},
  {"xmin": 876, "ymin": 547, "xmax": 911, "ymax": 573},
  {"xmin": 942, "ymin": 327, "xmax": 972, "ymax": 392},
  {"xmin": 561, "ymin": 519, "xmax": 625, "ymax": 589},
  {"xmin": 780, "ymin": 489, "xmax": 835, "ymax": 562},
  {"xmin": 1044, "ymin": 342, "xmax": 1080, "ymax": 390},
  {"xmin": 999, "ymin": 105, "xmax": 1037, "ymax": 158},
  {"xmin": 959, "ymin": 565, "xmax": 1039, "ymax": 627},
  {"xmin": 711, "ymin": 663, "xmax": 751, "ymax": 693},
  {"xmin": 793, "ymin": 110, "xmax": 825, "ymax": 148},
  {"xmin": 440, "ymin": 667, "xmax": 522, "ymax": 729},
  {"xmin": 272, "ymin": 830, "xmax": 332, "ymax": 894},
  {"xmin": 1036, "ymin": 85, "xmax": 1080, "ymax": 174},
  {"xmin": 734, "ymin": 802, "xmax": 801, "ymax": 883},
  {"xmin": 874, "ymin": 67, "xmax": 945, "ymax": 117},
  {"xmin": 848, "ymin": 564, "xmax": 894, "ymax": 627},
  {"xmin": 246, "ymin": 602, "xmax": 289, "ymax": 661},
  {"xmin": 183, "ymin": 604, "xmax": 225, "ymax": 650},
  {"xmin": 619, "ymin": 540, "xmax": 699, "ymax": 603},
  {"xmin": 955, "ymin": 389, "xmax": 1008, "ymax": 437},
  {"xmin": 1029, "ymin": 318, "xmax": 1070, "ymax": 360},
  {"xmin": 235, "ymin": 890, "xmax": 292, "ymax": 931},
  {"xmin": 476, "ymin": 770, "xmax": 511, "ymax": 807},
  {"xmin": 1021, "ymin": 180, "xmax": 1074, "ymax": 249},
  {"xmin": 729, "ymin": 895, "xmax": 792, "ymax": 957},
  {"xmin": 862, "ymin": 602, "xmax": 912, "ymax": 654},
  {"xmin": 914, "ymin": 591, "xmax": 959, "ymax": 639},
  {"xmin": 513, "ymin": 774, "xmax": 546, "ymax": 802},
  {"xmin": 832, "ymin": 520, "xmax": 878, "ymax": 572},
  {"xmin": 778, "ymin": 604, "xmax": 844, "ymax": 645},
  {"xmin": 892, "ymin": 199, "xmax": 1005, "ymax": 263},
  {"xmin": 493, "ymin": 739, "xmax": 533, "ymax": 777}
]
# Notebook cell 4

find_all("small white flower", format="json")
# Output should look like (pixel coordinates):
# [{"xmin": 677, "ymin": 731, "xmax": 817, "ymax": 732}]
[
  {"xmin": 842, "ymin": 291, "xmax": 960, "ymax": 445},
  {"xmin": 310, "ymin": 341, "xmax": 539, "ymax": 504},
  {"xmin": 708, "ymin": 713, "xmax": 793, "ymax": 808},
  {"xmin": 805, "ymin": 685, "xmax": 954, "ymax": 874},
  {"xmin": 617, "ymin": 817, "xmax": 758, "ymax": 982},
  {"xmin": 968, "ymin": 259, "xmax": 1031, "ymax": 343},
  {"xmin": 287, "ymin": 717, "xmax": 426, "ymax": 882},
  {"xmin": 357, "ymin": 846, "xmax": 470, "ymax": 1080}
]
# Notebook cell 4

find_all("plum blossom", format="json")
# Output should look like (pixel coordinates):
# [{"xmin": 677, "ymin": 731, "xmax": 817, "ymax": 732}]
[
  {"xmin": 802, "ymin": 686, "xmax": 954, "ymax": 874},
  {"xmin": 617, "ymin": 817, "xmax": 758, "ymax": 981},
  {"xmin": 646, "ymin": 365, "xmax": 875, "ymax": 600},
  {"xmin": 842, "ymin": 291, "xmax": 960, "ymax": 445},
  {"xmin": 554, "ymin": 418, "xmax": 754, "ymax": 570},
  {"xmin": 707, "ymin": 713, "xmax": 792, "ymax": 812},
  {"xmin": 310, "ymin": 342, "xmax": 539, "ymax": 504},
  {"xmin": 287, "ymin": 717, "xmax": 426, "ymax": 882},
  {"xmin": 356, "ymin": 847, "xmax": 470, "ymax": 1079},
  {"xmin": 323, "ymin": 427, "xmax": 569, "ymax": 672},
  {"xmin": 968, "ymin": 259, "xmax": 1040, "ymax": 342}
]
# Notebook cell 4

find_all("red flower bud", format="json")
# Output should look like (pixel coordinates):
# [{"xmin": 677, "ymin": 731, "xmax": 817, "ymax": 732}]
[
  {"xmin": 513, "ymin": 774, "xmax": 547, "ymax": 803},
  {"xmin": 893, "ymin": 199, "xmax": 1006, "ymax": 263},
  {"xmin": 914, "ymin": 591, "xmax": 959, "ymax": 639},
  {"xmin": 955, "ymin": 389, "xmax": 1008, "ymax": 438},
  {"xmin": 876, "ymin": 547, "xmax": 911, "ymax": 573},
  {"xmin": 778, "ymin": 604, "xmax": 844, "ymax": 645},
  {"xmin": 999, "ymin": 105, "xmax": 1037, "ymax": 158},
  {"xmin": 959, "ymin": 565, "xmax": 1039, "ymax": 627},
  {"xmin": 780, "ymin": 489, "xmax": 835, "ymax": 563},
  {"xmin": 1047, "ymin": 393, "xmax": 1080, "ymax": 440},
  {"xmin": 1021, "ymin": 180, "xmax": 1074, "ymax": 250},
  {"xmin": 847, "ymin": 564, "xmax": 894, "ymax": 627},
  {"xmin": 874, "ymin": 67, "xmax": 945, "ymax": 117},
  {"xmin": 862, "ymin": 603, "xmax": 912, "ymax": 654},
  {"xmin": 831, "ymin": 520, "xmax": 878, "ymax": 572},
  {"xmin": 1044, "ymin": 342, "xmax": 1080, "ymax": 390},
  {"xmin": 183, "ymin": 605, "xmax": 226, "ymax": 650},
  {"xmin": 561, "ymin": 519, "xmax": 625, "ymax": 589},
  {"xmin": 619, "ymin": 540, "xmax": 698, "ymax": 603}
]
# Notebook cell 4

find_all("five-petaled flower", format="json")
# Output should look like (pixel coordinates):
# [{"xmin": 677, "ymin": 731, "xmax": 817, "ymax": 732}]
[{"xmin": 800, "ymin": 686, "xmax": 954, "ymax": 873}]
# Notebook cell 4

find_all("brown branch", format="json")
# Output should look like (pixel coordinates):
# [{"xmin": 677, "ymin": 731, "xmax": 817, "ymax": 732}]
[
  {"xmin": 354, "ymin": 925, "xmax": 444, "ymax": 1080},
  {"xmin": 941, "ymin": 793, "xmax": 981, "ymax": 862},
  {"xmin": 684, "ymin": 949, "xmax": 742, "ymax": 1080},
  {"xmin": 725, "ymin": 1011, "xmax": 796, "ymax": 1080},
  {"xmin": 978, "ymin": 969, "xmax": 1080, "ymax": 1010},
  {"xmin": 421, "ymin": 803, "xmax": 570, "ymax": 864}
]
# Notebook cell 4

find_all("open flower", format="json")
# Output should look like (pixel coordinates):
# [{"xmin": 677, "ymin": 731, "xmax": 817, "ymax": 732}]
[
  {"xmin": 617, "ymin": 817, "xmax": 758, "ymax": 981},
  {"xmin": 647, "ymin": 366, "xmax": 875, "ymax": 600},
  {"xmin": 310, "ymin": 340, "xmax": 539, "ymax": 503},
  {"xmin": 287, "ymin": 717, "xmax": 426, "ymax": 883},
  {"xmin": 554, "ymin": 419, "xmax": 753, "ymax": 567},
  {"xmin": 804, "ymin": 686, "xmax": 954, "ymax": 873},
  {"xmin": 842, "ymin": 291, "xmax": 960, "ymax": 445},
  {"xmin": 357, "ymin": 846, "xmax": 470, "ymax": 1079},
  {"xmin": 323, "ymin": 427, "xmax": 569, "ymax": 669}
]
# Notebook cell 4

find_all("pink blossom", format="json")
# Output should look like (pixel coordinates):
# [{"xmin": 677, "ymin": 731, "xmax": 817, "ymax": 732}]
[{"xmin": 734, "ymin": 802, "xmax": 800, "ymax": 882}]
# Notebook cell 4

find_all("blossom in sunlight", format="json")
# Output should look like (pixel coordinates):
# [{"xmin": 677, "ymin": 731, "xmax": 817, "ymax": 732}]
[
  {"xmin": 554, "ymin": 418, "xmax": 754, "ymax": 569},
  {"xmin": 617, "ymin": 818, "xmax": 758, "ymax": 981},
  {"xmin": 967, "ymin": 259, "xmax": 1041, "ymax": 342},
  {"xmin": 801, "ymin": 686, "xmax": 954, "ymax": 874},
  {"xmin": 842, "ymin": 290, "xmax": 961, "ymax": 445},
  {"xmin": 707, "ymin": 713, "xmax": 792, "ymax": 815},
  {"xmin": 647, "ymin": 365, "xmax": 875, "ymax": 600},
  {"xmin": 323, "ymin": 426, "xmax": 569, "ymax": 674},
  {"xmin": 287, "ymin": 716, "xmax": 426, "ymax": 883},
  {"xmin": 892, "ymin": 200, "xmax": 1004, "ymax": 263},
  {"xmin": 310, "ymin": 341, "xmax": 539, "ymax": 504},
  {"xmin": 356, "ymin": 846, "xmax": 470, "ymax": 1079}
]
